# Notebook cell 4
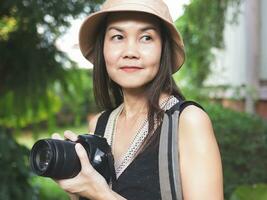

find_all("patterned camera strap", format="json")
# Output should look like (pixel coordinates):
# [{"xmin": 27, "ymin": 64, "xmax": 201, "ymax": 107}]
[{"xmin": 159, "ymin": 100, "xmax": 205, "ymax": 200}]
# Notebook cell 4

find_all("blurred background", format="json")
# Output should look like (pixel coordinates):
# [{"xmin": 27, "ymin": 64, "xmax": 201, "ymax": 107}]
[{"xmin": 0, "ymin": 0, "xmax": 266, "ymax": 199}]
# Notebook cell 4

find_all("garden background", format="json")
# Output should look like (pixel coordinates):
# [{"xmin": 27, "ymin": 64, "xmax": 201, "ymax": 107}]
[{"xmin": 0, "ymin": 0, "xmax": 266, "ymax": 199}]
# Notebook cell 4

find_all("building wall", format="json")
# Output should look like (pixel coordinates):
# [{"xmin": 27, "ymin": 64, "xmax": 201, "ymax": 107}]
[
  {"xmin": 260, "ymin": 0, "xmax": 267, "ymax": 81},
  {"xmin": 203, "ymin": 3, "xmax": 247, "ymax": 88},
  {"xmin": 203, "ymin": 0, "xmax": 267, "ymax": 120}
]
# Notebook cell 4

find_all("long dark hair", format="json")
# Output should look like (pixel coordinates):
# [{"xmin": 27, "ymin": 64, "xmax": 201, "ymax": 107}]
[{"xmin": 93, "ymin": 12, "xmax": 185, "ymax": 150}]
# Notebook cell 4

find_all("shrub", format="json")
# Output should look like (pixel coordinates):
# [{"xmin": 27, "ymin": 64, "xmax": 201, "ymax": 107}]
[
  {"xmin": 0, "ymin": 127, "xmax": 38, "ymax": 199},
  {"xmin": 31, "ymin": 176, "xmax": 69, "ymax": 200},
  {"xmin": 230, "ymin": 184, "xmax": 267, "ymax": 200},
  {"xmin": 202, "ymin": 102, "xmax": 267, "ymax": 199}
]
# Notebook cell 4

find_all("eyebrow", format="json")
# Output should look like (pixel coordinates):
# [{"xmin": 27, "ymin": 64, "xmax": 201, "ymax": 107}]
[{"xmin": 107, "ymin": 25, "xmax": 158, "ymax": 33}]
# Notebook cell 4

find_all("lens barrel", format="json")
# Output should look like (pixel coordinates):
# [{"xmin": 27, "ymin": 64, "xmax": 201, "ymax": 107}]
[{"xmin": 30, "ymin": 139, "xmax": 81, "ymax": 179}]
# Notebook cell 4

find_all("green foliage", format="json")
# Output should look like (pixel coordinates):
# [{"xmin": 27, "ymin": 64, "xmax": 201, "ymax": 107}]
[
  {"xmin": 31, "ymin": 176, "xmax": 69, "ymax": 200},
  {"xmin": 0, "ymin": 89, "xmax": 61, "ymax": 128},
  {"xmin": 0, "ymin": 1, "xmax": 103, "ymax": 198},
  {"xmin": 0, "ymin": 0, "xmax": 104, "ymax": 129},
  {"xmin": 202, "ymin": 102, "xmax": 267, "ymax": 199},
  {"xmin": 0, "ymin": 67, "xmax": 96, "ymax": 129},
  {"xmin": 0, "ymin": 16, "xmax": 17, "ymax": 40},
  {"xmin": 0, "ymin": 127, "xmax": 37, "ymax": 199},
  {"xmin": 56, "ymin": 69, "xmax": 97, "ymax": 127},
  {"xmin": 175, "ymin": 0, "xmax": 242, "ymax": 87},
  {"xmin": 230, "ymin": 184, "xmax": 267, "ymax": 200}
]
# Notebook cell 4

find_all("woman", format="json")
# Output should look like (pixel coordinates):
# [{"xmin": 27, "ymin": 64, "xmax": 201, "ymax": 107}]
[{"xmin": 52, "ymin": 0, "xmax": 224, "ymax": 199}]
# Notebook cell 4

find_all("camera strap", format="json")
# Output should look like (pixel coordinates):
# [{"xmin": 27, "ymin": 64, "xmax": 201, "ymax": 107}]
[
  {"xmin": 159, "ymin": 100, "xmax": 205, "ymax": 200},
  {"xmin": 93, "ymin": 109, "xmax": 117, "ymax": 185},
  {"xmin": 94, "ymin": 110, "xmax": 113, "ymax": 137}
]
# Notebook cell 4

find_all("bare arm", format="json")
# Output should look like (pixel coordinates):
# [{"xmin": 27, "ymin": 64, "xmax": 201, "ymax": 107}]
[{"xmin": 178, "ymin": 105, "xmax": 224, "ymax": 200}]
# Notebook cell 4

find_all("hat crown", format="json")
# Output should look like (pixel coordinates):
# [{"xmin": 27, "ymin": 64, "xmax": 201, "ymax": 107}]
[{"xmin": 101, "ymin": 0, "xmax": 173, "ymax": 22}]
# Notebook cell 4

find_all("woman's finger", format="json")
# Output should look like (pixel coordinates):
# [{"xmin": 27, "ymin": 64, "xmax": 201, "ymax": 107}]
[
  {"xmin": 57, "ymin": 178, "xmax": 75, "ymax": 192},
  {"xmin": 64, "ymin": 130, "xmax": 78, "ymax": 141},
  {"xmin": 75, "ymin": 143, "xmax": 94, "ymax": 172},
  {"xmin": 52, "ymin": 133, "xmax": 62, "ymax": 140}
]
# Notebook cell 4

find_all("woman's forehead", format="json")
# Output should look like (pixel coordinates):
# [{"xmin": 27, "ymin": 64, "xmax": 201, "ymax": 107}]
[{"xmin": 105, "ymin": 11, "xmax": 161, "ymax": 30}]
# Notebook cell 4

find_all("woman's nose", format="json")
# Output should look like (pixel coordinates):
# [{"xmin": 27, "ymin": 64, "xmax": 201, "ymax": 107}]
[{"xmin": 122, "ymin": 39, "xmax": 140, "ymax": 59}]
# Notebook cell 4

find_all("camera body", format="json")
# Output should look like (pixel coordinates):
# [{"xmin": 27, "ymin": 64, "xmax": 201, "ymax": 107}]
[{"xmin": 30, "ymin": 134, "xmax": 115, "ymax": 183}]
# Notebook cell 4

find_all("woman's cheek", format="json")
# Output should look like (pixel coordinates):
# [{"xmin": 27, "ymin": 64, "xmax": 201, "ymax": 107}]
[
  {"xmin": 142, "ymin": 44, "xmax": 161, "ymax": 59},
  {"xmin": 104, "ymin": 47, "xmax": 121, "ymax": 68},
  {"xmin": 142, "ymin": 48, "xmax": 161, "ymax": 70}
]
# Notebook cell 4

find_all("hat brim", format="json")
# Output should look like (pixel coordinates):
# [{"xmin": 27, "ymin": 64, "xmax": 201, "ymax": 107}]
[{"xmin": 79, "ymin": 4, "xmax": 185, "ymax": 73}]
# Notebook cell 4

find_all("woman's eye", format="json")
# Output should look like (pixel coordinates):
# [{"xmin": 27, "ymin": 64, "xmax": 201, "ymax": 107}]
[
  {"xmin": 141, "ymin": 35, "xmax": 152, "ymax": 42},
  {"xmin": 111, "ymin": 35, "xmax": 123, "ymax": 40}
]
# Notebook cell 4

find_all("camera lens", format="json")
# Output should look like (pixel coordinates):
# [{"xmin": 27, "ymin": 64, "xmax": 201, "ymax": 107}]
[
  {"xmin": 30, "ymin": 139, "xmax": 81, "ymax": 179},
  {"xmin": 35, "ymin": 146, "xmax": 52, "ymax": 172},
  {"xmin": 30, "ymin": 140, "xmax": 53, "ymax": 175}
]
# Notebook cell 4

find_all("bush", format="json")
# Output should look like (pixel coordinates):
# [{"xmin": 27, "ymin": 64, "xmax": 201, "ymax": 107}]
[
  {"xmin": 202, "ymin": 102, "xmax": 267, "ymax": 199},
  {"xmin": 230, "ymin": 184, "xmax": 267, "ymax": 200},
  {"xmin": 0, "ymin": 127, "xmax": 70, "ymax": 199},
  {"xmin": 31, "ymin": 176, "xmax": 68, "ymax": 200},
  {"xmin": 0, "ymin": 127, "xmax": 38, "ymax": 199}
]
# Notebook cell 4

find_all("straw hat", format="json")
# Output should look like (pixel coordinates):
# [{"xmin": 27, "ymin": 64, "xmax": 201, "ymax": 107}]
[{"xmin": 79, "ymin": 0, "xmax": 185, "ymax": 73}]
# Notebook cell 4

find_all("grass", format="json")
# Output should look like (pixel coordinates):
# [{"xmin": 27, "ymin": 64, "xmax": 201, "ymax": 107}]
[{"xmin": 15, "ymin": 123, "xmax": 89, "ymax": 148}]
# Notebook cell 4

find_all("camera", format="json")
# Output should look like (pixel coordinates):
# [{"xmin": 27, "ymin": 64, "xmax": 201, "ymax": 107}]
[{"xmin": 29, "ymin": 134, "xmax": 115, "ymax": 184}]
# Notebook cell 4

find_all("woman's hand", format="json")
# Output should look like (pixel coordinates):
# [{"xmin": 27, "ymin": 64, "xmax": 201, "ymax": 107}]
[{"xmin": 51, "ymin": 130, "xmax": 111, "ymax": 200}]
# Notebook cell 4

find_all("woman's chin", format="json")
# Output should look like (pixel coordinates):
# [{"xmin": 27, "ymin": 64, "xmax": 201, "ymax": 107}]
[
  {"xmin": 118, "ymin": 82, "xmax": 148, "ymax": 91},
  {"xmin": 116, "ymin": 79, "xmax": 149, "ymax": 89},
  {"xmin": 120, "ymin": 84, "xmax": 146, "ymax": 90}
]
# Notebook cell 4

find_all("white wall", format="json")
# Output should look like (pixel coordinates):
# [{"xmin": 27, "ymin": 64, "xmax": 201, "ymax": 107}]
[
  {"xmin": 204, "ymin": 0, "xmax": 267, "ymax": 84},
  {"xmin": 260, "ymin": 0, "xmax": 267, "ymax": 80},
  {"xmin": 204, "ymin": 3, "xmax": 247, "ymax": 87}
]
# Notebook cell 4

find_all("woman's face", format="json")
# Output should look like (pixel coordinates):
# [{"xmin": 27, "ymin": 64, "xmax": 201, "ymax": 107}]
[{"xmin": 103, "ymin": 12, "xmax": 162, "ymax": 90}]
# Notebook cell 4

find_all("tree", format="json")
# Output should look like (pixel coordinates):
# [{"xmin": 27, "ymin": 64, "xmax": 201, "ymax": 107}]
[
  {"xmin": 0, "ymin": 1, "xmax": 103, "ymax": 198},
  {"xmin": 0, "ymin": 0, "xmax": 104, "ymax": 128},
  {"xmin": 175, "ymin": 0, "xmax": 242, "ymax": 89}
]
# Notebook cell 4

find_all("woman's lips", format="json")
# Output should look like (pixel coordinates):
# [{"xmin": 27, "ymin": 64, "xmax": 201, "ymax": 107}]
[{"xmin": 120, "ymin": 66, "xmax": 143, "ymax": 73}]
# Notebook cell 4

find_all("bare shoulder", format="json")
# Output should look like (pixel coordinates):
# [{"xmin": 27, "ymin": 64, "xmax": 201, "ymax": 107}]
[
  {"xmin": 178, "ymin": 105, "xmax": 224, "ymax": 200},
  {"xmin": 179, "ymin": 104, "xmax": 213, "ymax": 137},
  {"xmin": 178, "ymin": 104, "xmax": 217, "ymax": 156},
  {"xmin": 88, "ymin": 112, "xmax": 103, "ymax": 133},
  {"xmin": 178, "ymin": 104, "xmax": 216, "ymax": 158}
]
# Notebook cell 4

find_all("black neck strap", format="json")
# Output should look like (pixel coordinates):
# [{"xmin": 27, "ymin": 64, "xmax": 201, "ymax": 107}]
[{"xmin": 94, "ymin": 110, "xmax": 112, "ymax": 137}]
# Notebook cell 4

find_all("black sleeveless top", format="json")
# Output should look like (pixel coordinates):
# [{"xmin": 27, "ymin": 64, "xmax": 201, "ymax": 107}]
[
  {"xmin": 112, "ymin": 126, "xmax": 162, "ymax": 200},
  {"xmin": 94, "ymin": 100, "xmax": 204, "ymax": 200}
]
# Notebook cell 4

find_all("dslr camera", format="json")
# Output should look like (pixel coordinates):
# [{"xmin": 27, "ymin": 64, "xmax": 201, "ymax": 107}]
[{"xmin": 29, "ymin": 134, "xmax": 115, "ymax": 184}]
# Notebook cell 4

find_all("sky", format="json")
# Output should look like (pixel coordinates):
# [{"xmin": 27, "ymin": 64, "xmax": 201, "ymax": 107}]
[{"xmin": 56, "ymin": 0, "xmax": 190, "ymax": 68}]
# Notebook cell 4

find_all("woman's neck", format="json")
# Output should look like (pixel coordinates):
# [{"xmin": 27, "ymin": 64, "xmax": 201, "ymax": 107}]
[
  {"xmin": 122, "ymin": 88, "xmax": 148, "ymax": 119},
  {"xmin": 121, "ymin": 88, "xmax": 170, "ymax": 119}
]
